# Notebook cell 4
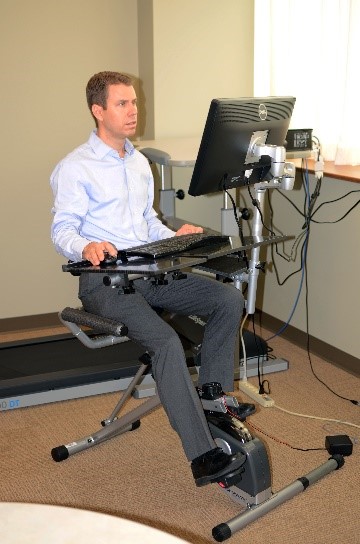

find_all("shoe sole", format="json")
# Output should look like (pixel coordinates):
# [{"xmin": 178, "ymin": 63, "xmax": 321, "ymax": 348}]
[{"xmin": 195, "ymin": 455, "xmax": 246, "ymax": 487}]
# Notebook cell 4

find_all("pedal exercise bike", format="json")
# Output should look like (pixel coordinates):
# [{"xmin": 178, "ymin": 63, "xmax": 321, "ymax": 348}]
[{"xmin": 52, "ymin": 304, "xmax": 345, "ymax": 542}]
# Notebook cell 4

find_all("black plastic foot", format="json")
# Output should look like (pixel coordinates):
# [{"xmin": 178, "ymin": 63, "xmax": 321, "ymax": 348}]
[
  {"xmin": 212, "ymin": 523, "xmax": 231, "ymax": 542},
  {"xmin": 131, "ymin": 420, "xmax": 141, "ymax": 431},
  {"xmin": 51, "ymin": 445, "xmax": 69, "ymax": 462}
]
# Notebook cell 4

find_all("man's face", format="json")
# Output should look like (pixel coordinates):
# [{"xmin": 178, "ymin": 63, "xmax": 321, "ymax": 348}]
[{"xmin": 92, "ymin": 83, "xmax": 137, "ymax": 144}]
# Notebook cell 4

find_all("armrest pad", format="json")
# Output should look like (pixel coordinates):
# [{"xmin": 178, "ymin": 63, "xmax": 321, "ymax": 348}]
[{"xmin": 60, "ymin": 307, "xmax": 128, "ymax": 337}]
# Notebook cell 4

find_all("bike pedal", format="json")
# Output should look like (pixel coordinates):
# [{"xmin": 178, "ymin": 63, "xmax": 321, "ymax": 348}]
[{"xmin": 217, "ymin": 466, "xmax": 244, "ymax": 488}]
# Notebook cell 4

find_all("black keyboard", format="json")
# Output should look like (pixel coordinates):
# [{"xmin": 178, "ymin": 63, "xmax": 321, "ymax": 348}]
[{"xmin": 119, "ymin": 233, "xmax": 230, "ymax": 260}]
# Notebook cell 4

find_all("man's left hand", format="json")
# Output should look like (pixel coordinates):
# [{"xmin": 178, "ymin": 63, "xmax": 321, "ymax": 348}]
[{"xmin": 175, "ymin": 224, "xmax": 203, "ymax": 236}]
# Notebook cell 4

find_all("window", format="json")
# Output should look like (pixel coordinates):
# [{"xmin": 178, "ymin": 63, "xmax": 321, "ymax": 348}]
[{"xmin": 254, "ymin": 0, "xmax": 360, "ymax": 165}]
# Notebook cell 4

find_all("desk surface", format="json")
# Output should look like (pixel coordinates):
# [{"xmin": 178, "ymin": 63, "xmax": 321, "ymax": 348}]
[
  {"xmin": 292, "ymin": 157, "xmax": 360, "ymax": 184},
  {"xmin": 63, "ymin": 235, "xmax": 292, "ymax": 274},
  {"xmin": 135, "ymin": 137, "xmax": 200, "ymax": 167},
  {"xmin": 136, "ymin": 138, "xmax": 360, "ymax": 183},
  {"xmin": 0, "ymin": 502, "xmax": 190, "ymax": 544},
  {"xmin": 63, "ymin": 255, "xmax": 205, "ymax": 274}
]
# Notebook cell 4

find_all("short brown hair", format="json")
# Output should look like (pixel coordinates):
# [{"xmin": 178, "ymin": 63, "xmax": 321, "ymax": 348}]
[{"xmin": 86, "ymin": 71, "xmax": 133, "ymax": 124}]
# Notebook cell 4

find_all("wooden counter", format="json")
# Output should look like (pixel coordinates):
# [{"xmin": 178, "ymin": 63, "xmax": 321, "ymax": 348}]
[{"xmin": 292, "ymin": 158, "xmax": 360, "ymax": 184}]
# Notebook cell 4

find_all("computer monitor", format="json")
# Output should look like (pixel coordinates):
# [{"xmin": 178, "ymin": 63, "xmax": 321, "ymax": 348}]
[{"xmin": 188, "ymin": 96, "xmax": 296, "ymax": 196}]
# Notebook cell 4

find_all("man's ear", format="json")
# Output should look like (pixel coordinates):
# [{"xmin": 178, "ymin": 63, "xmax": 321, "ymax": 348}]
[{"xmin": 91, "ymin": 104, "xmax": 103, "ymax": 123}]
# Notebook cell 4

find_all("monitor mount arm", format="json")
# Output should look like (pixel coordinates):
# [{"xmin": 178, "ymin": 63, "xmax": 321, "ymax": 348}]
[{"xmin": 233, "ymin": 144, "xmax": 295, "ymax": 314}]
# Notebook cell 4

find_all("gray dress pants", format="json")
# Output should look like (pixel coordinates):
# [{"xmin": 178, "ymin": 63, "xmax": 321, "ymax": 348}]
[{"xmin": 79, "ymin": 271, "xmax": 244, "ymax": 461}]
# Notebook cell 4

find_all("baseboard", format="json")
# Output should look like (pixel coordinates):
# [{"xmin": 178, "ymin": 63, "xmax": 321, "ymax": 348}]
[
  {"xmin": 0, "ymin": 312, "xmax": 61, "ymax": 334},
  {"xmin": 255, "ymin": 310, "xmax": 359, "ymax": 377}
]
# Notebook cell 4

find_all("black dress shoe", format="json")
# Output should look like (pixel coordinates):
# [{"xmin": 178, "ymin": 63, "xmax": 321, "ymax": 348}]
[{"xmin": 191, "ymin": 447, "xmax": 246, "ymax": 487}]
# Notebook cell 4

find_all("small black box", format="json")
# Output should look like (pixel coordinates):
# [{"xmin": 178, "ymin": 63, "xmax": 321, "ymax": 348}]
[
  {"xmin": 325, "ymin": 435, "xmax": 353, "ymax": 456},
  {"xmin": 286, "ymin": 129, "xmax": 313, "ymax": 151}
]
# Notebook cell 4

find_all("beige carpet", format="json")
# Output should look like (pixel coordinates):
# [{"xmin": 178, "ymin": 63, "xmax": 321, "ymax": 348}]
[{"xmin": 0, "ymin": 326, "xmax": 359, "ymax": 543}]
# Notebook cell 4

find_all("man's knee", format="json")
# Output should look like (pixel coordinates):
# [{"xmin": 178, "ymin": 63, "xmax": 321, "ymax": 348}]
[
  {"xmin": 150, "ymin": 330, "xmax": 186, "ymax": 380},
  {"xmin": 160, "ymin": 329, "xmax": 184, "ymax": 355},
  {"xmin": 222, "ymin": 284, "xmax": 244, "ymax": 317}
]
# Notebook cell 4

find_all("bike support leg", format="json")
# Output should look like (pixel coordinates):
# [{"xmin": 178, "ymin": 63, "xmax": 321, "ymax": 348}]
[{"xmin": 212, "ymin": 454, "xmax": 345, "ymax": 542}]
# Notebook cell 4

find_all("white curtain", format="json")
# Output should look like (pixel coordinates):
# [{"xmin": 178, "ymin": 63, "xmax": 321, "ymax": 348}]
[{"xmin": 254, "ymin": 0, "xmax": 360, "ymax": 165}]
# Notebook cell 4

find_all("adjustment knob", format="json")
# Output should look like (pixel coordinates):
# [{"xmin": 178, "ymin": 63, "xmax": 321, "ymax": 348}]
[
  {"xmin": 240, "ymin": 207, "xmax": 251, "ymax": 220},
  {"xmin": 176, "ymin": 189, "xmax": 185, "ymax": 200}
]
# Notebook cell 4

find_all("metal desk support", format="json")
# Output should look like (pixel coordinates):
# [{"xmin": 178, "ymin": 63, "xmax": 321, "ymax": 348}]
[{"xmin": 136, "ymin": 138, "xmax": 293, "ymax": 379}]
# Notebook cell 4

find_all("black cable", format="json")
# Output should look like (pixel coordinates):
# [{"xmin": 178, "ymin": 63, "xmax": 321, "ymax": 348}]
[
  {"xmin": 312, "ymin": 136, "xmax": 321, "ymax": 161},
  {"xmin": 245, "ymin": 181, "xmax": 308, "ymax": 290},
  {"xmin": 245, "ymin": 159, "xmax": 358, "ymax": 404},
  {"xmin": 267, "ymin": 189, "xmax": 311, "ymax": 273},
  {"xmin": 271, "ymin": 233, "xmax": 308, "ymax": 286},
  {"xmin": 246, "ymin": 182, "xmax": 277, "ymax": 236},
  {"xmin": 311, "ymin": 198, "xmax": 360, "ymax": 224},
  {"xmin": 246, "ymin": 420, "xmax": 326, "ymax": 452},
  {"xmin": 303, "ymin": 178, "xmax": 322, "ymax": 228},
  {"xmin": 223, "ymin": 187, "xmax": 249, "ymax": 268},
  {"xmin": 266, "ymin": 191, "xmax": 292, "ymax": 263},
  {"xmin": 301, "ymin": 169, "xmax": 357, "ymax": 404},
  {"xmin": 310, "ymin": 189, "xmax": 360, "ymax": 218},
  {"xmin": 267, "ymin": 162, "xmax": 358, "ymax": 405},
  {"xmin": 303, "ymin": 216, "xmax": 357, "ymax": 405},
  {"xmin": 250, "ymin": 314, "xmax": 270, "ymax": 395},
  {"xmin": 223, "ymin": 188, "xmax": 245, "ymax": 243},
  {"xmin": 275, "ymin": 188, "xmax": 305, "ymax": 217}
]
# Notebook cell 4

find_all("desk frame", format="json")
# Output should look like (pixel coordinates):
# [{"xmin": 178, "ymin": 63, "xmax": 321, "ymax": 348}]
[{"xmin": 137, "ymin": 140, "xmax": 294, "ymax": 379}]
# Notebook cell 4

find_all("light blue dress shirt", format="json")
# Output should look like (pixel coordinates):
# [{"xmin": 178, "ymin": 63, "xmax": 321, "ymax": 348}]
[{"xmin": 50, "ymin": 130, "xmax": 175, "ymax": 262}]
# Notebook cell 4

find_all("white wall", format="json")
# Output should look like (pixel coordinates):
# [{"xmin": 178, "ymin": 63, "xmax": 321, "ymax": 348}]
[
  {"xmin": 257, "ymin": 173, "xmax": 360, "ymax": 359},
  {"xmin": 140, "ymin": 0, "xmax": 254, "ymax": 232},
  {"xmin": 1, "ymin": 0, "xmax": 358, "ymax": 363},
  {"xmin": 0, "ymin": 0, "xmax": 139, "ymax": 317},
  {"xmin": 151, "ymin": 0, "xmax": 254, "ymax": 139},
  {"xmin": 1, "ymin": 0, "xmax": 254, "ymax": 319}
]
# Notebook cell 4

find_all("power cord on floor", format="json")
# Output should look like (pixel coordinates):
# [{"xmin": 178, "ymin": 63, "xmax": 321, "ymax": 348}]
[
  {"xmin": 244, "ymin": 404, "xmax": 359, "ymax": 454},
  {"xmin": 245, "ymin": 419, "xmax": 326, "ymax": 452},
  {"xmin": 274, "ymin": 404, "xmax": 360, "ymax": 430}
]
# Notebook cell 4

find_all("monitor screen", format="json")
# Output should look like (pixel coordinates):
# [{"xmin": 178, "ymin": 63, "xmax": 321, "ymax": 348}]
[{"xmin": 188, "ymin": 96, "xmax": 296, "ymax": 196}]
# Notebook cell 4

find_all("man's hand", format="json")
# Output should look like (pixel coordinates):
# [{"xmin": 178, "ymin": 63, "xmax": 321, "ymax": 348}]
[
  {"xmin": 175, "ymin": 224, "xmax": 203, "ymax": 236},
  {"xmin": 82, "ymin": 241, "xmax": 117, "ymax": 265}
]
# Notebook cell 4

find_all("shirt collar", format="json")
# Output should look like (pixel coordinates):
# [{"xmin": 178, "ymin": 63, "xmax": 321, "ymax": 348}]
[{"xmin": 88, "ymin": 129, "xmax": 135, "ymax": 159}]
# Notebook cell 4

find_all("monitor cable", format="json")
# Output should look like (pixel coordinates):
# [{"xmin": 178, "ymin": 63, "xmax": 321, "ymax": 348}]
[
  {"xmin": 250, "ymin": 314, "xmax": 271, "ymax": 396},
  {"xmin": 241, "ymin": 167, "xmax": 358, "ymax": 405},
  {"xmin": 310, "ymin": 190, "xmax": 360, "ymax": 224},
  {"xmin": 223, "ymin": 187, "xmax": 249, "ymax": 267},
  {"xmin": 245, "ymin": 180, "xmax": 277, "ymax": 238},
  {"xmin": 268, "ymin": 167, "xmax": 359, "ymax": 406},
  {"xmin": 303, "ymin": 238, "xmax": 359, "ymax": 407}
]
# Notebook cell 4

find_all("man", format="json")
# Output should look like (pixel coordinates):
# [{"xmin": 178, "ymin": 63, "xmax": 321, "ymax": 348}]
[{"xmin": 51, "ymin": 71, "xmax": 254, "ymax": 487}]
